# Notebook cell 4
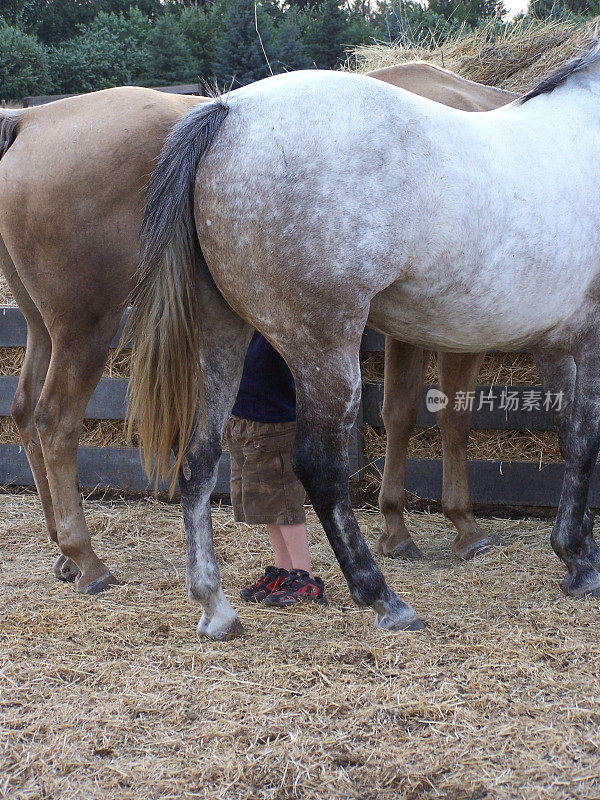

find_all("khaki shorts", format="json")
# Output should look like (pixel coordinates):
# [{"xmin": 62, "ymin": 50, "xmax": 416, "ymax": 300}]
[{"xmin": 225, "ymin": 416, "xmax": 306, "ymax": 525}]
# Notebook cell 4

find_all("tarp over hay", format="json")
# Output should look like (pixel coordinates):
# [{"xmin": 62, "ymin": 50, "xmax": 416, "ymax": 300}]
[{"xmin": 1, "ymin": 16, "xmax": 599, "ymax": 484}]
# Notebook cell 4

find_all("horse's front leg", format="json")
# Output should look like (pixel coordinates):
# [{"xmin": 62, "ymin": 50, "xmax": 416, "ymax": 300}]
[
  {"xmin": 436, "ymin": 351, "xmax": 491, "ymax": 559},
  {"xmin": 288, "ymin": 339, "xmax": 424, "ymax": 631},
  {"xmin": 548, "ymin": 343, "xmax": 600, "ymax": 598},
  {"xmin": 377, "ymin": 338, "xmax": 429, "ymax": 560},
  {"xmin": 179, "ymin": 313, "xmax": 253, "ymax": 641}
]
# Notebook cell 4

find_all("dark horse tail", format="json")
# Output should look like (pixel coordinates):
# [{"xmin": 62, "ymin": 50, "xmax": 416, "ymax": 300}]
[
  {"xmin": 0, "ymin": 110, "xmax": 21, "ymax": 159},
  {"xmin": 126, "ymin": 99, "xmax": 229, "ymax": 493}
]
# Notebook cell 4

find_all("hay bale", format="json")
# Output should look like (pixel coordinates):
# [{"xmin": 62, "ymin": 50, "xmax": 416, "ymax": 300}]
[{"xmin": 350, "ymin": 16, "xmax": 600, "ymax": 91}]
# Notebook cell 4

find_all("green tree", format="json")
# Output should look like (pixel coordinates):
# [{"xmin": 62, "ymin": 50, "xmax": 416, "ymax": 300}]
[
  {"xmin": 0, "ymin": 19, "xmax": 51, "ymax": 99},
  {"xmin": 178, "ymin": 4, "xmax": 214, "ymax": 78},
  {"xmin": 48, "ymin": 9, "xmax": 151, "ymax": 92},
  {"xmin": 143, "ymin": 10, "xmax": 200, "ymax": 84},
  {"xmin": 428, "ymin": 0, "xmax": 506, "ymax": 27},
  {"xmin": 374, "ymin": 0, "xmax": 452, "ymax": 44},
  {"xmin": 274, "ymin": 12, "xmax": 311, "ymax": 70},
  {"xmin": 528, "ymin": 0, "xmax": 599, "ymax": 16},
  {"xmin": 211, "ymin": 0, "xmax": 276, "ymax": 87},
  {"xmin": 299, "ymin": 0, "xmax": 355, "ymax": 69}
]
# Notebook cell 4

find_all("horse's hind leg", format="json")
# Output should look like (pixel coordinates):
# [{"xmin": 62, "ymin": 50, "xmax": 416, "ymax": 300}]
[
  {"xmin": 377, "ymin": 338, "xmax": 428, "ymax": 560},
  {"xmin": 547, "ymin": 341, "xmax": 600, "ymax": 598},
  {"xmin": 0, "ymin": 241, "xmax": 75, "ymax": 576},
  {"xmin": 535, "ymin": 352, "xmax": 600, "ymax": 567},
  {"xmin": 286, "ymin": 332, "xmax": 424, "ymax": 631},
  {"xmin": 436, "ymin": 352, "xmax": 492, "ymax": 559},
  {"xmin": 179, "ymin": 299, "xmax": 253, "ymax": 640},
  {"xmin": 34, "ymin": 325, "xmax": 120, "ymax": 594}
]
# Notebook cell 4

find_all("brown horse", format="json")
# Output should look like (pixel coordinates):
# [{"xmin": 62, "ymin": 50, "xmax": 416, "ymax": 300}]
[{"xmin": 0, "ymin": 67, "xmax": 512, "ymax": 601}]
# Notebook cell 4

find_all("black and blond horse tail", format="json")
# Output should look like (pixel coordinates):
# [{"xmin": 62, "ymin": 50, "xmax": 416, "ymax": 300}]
[
  {"xmin": 0, "ymin": 110, "xmax": 21, "ymax": 159},
  {"xmin": 126, "ymin": 98, "xmax": 229, "ymax": 494}
]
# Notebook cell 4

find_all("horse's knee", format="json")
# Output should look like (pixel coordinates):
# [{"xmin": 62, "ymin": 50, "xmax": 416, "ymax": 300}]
[
  {"xmin": 34, "ymin": 399, "xmax": 79, "ymax": 459},
  {"xmin": 11, "ymin": 386, "xmax": 33, "ymax": 433}
]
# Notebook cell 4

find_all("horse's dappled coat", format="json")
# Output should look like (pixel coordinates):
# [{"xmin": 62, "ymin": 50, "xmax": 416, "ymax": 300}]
[{"xmin": 129, "ymin": 44, "xmax": 600, "ymax": 637}]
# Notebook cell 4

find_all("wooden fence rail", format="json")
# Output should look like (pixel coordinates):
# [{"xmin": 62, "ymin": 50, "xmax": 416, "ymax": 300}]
[{"xmin": 0, "ymin": 305, "xmax": 586, "ymax": 508}]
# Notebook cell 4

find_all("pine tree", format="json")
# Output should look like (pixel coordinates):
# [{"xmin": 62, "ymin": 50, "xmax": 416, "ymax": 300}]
[
  {"xmin": 299, "ymin": 0, "xmax": 351, "ymax": 69},
  {"xmin": 211, "ymin": 0, "xmax": 276, "ymax": 87},
  {"xmin": 274, "ymin": 12, "xmax": 311, "ymax": 71}
]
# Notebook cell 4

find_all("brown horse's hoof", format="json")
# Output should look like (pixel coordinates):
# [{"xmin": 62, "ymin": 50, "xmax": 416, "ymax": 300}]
[
  {"xmin": 453, "ymin": 536, "xmax": 494, "ymax": 561},
  {"xmin": 53, "ymin": 555, "xmax": 81, "ymax": 583},
  {"xmin": 77, "ymin": 572, "xmax": 120, "ymax": 595},
  {"xmin": 388, "ymin": 539, "xmax": 424, "ymax": 561},
  {"xmin": 561, "ymin": 568, "xmax": 600, "ymax": 598}
]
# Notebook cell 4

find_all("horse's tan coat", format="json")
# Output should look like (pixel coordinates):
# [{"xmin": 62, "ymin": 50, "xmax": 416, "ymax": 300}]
[{"xmin": 0, "ymin": 70, "xmax": 514, "ymax": 600}]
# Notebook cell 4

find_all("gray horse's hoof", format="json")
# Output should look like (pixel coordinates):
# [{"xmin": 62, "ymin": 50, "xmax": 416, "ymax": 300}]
[
  {"xmin": 53, "ymin": 555, "xmax": 81, "ymax": 583},
  {"xmin": 561, "ymin": 568, "xmax": 600, "ymax": 598},
  {"xmin": 197, "ymin": 612, "xmax": 244, "ymax": 641},
  {"xmin": 453, "ymin": 536, "xmax": 494, "ymax": 561},
  {"xmin": 77, "ymin": 572, "xmax": 120, "ymax": 595},
  {"xmin": 586, "ymin": 539, "xmax": 600, "ymax": 566},
  {"xmin": 374, "ymin": 595, "xmax": 425, "ymax": 631},
  {"xmin": 376, "ymin": 610, "xmax": 426, "ymax": 631}
]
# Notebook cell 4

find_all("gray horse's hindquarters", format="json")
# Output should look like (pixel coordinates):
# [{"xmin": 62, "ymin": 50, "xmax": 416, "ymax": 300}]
[{"xmin": 187, "ymin": 67, "xmax": 600, "ymax": 603}]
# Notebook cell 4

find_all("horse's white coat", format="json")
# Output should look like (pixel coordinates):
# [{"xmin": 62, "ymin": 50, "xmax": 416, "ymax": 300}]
[{"xmin": 196, "ymin": 62, "xmax": 600, "ymax": 356}]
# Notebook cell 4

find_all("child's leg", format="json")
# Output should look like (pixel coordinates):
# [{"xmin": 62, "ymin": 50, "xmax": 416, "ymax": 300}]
[
  {"xmin": 267, "ymin": 524, "xmax": 293, "ymax": 572},
  {"xmin": 273, "ymin": 523, "xmax": 312, "ymax": 575}
]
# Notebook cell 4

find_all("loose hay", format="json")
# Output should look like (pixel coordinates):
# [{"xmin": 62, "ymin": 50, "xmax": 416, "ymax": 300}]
[
  {"xmin": 361, "ymin": 352, "xmax": 539, "ymax": 387},
  {"xmin": 1, "ymin": 495, "xmax": 599, "ymax": 800},
  {"xmin": 0, "ymin": 272, "xmax": 14, "ymax": 305},
  {"xmin": 350, "ymin": 16, "xmax": 600, "ymax": 92},
  {"xmin": 362, "ymin": 423, "xmax": 563, "ymax": 465},
  {"xmin": 0, "ymin": 416, "xmax": 133, "ymax": 448}
]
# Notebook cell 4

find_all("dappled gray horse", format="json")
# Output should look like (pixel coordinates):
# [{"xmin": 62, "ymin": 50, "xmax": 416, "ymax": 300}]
[{"xmin": 128, "ymin": 45, "xmax": 600, "ymax": 639}]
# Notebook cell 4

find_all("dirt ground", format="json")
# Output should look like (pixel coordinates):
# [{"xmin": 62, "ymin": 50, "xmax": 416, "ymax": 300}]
[{"xmin": 1, "ymin": 494, "xmax": 599, "ymax": 800}]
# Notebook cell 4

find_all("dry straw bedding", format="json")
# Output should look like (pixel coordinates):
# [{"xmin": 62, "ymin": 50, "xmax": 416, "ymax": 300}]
[{"xmin": 2, "ymin": 495, "xmax": 600, "ymax": 800}]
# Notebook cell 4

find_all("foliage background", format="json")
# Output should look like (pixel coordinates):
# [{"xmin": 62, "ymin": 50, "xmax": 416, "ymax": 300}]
[{"xmin": 0, "ymin": 0, "xmax": 598, "ymax": 100}]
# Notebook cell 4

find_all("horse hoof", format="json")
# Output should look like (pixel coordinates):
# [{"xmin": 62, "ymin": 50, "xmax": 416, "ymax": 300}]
[
  {"xmin": 197, "ymin": 613, "xmax": 244, "ymax": 641},
  {"xmin": 387, "ymin": 539, "xmax": 424, "ymax": 561},
  {"xmin": 561, "ymin": 568, "xmax": 600, "ymax": 598},
  {"xmin": 374, "ymin": 595, "xmax": 425, "ymax": 631},
  {"xmin": 586, "ymin": 540, "xmax": 600, "ymax": 566},
  {"xmin": 453, "ymin": 536, "xmax": 494, "ymax": 561},
  {"xmin": 376, "ymin": 610, "xmax": 426, "ymax": 631},
  {"xmin": 77, "ymin": 572, "xmax": 120, "ymax": 595},
  {"xmin": 53, "ymin": 555, "xmax": 81, "ymax": 583}
]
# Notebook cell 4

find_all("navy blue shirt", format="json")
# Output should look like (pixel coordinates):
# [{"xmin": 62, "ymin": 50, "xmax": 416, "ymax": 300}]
[{"xmin": 232, "ymin": 332, "xmax": 296, "ymax": 423}]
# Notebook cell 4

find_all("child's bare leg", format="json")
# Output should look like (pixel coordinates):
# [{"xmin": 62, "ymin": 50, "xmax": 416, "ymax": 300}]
[
  {"xmin": 267, "ymin": 524, "xmax": 293, "ymax": 571},
  {"xmin": 273, "ymin": 523, "xmax": 312, "ymax": 574}
]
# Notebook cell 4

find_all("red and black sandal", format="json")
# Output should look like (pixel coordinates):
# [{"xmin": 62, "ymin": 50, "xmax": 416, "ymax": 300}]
[
  {"xmin": 262, "ymin": 569, "xmax": 328, "ymax": 607},
  {"xmin": 240, "ymin": 566, "xmax": 289, "ymax": 603}
]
